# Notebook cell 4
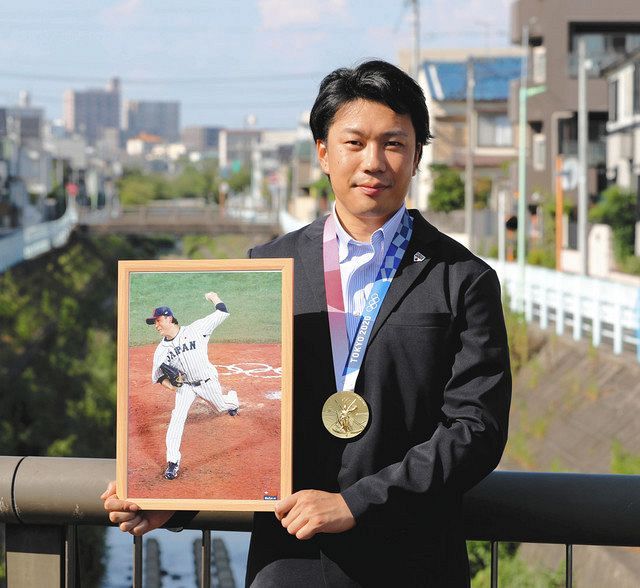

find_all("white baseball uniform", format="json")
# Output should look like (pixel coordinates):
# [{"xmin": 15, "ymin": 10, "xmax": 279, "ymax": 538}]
[{"xmin": 151, "ymin": 305, "xmax": 239, "ymax": 465}]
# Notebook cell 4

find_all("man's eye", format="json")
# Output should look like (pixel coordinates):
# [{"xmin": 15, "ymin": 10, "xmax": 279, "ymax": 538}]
[
  {"xmin": 346, "ymin": 140, "xmax": 361, "ymax": 146},
  {"xmin": 386, "ymin": 141, "xmax": 403, "ymax": 148}
]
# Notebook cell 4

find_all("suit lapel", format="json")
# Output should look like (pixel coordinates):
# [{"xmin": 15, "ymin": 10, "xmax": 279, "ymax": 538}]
[
  {"xmin": 297, "ymin": 216, "xmax": 327, "ymax": 312},
  {"xmin": 367, "ymin": 211, "xmax": 441, "ymax": 344}
]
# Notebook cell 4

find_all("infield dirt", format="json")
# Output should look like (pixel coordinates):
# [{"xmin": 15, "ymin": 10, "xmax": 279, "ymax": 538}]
[{"xmin": 126, "ymin": 342, "xmax": 282, "ymax": 502}]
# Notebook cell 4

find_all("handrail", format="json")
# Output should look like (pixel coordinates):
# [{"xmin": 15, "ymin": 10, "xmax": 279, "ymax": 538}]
[{"xmin": 1, "ymin": 456, "xmax": 639, "ymax": 546}]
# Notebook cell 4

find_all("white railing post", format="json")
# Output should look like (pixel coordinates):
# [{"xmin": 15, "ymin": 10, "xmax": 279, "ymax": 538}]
[
  {"xmin": 525, "ymin": 268, "xmax": 533, "ymax": 322},
  {"xmin": 573, "ymin": 276, "xmax": 583, "ymax": 342},
  {"xmin": 592, "ymin": 282, "xmax": 602, "ymax": 348},
  {"xmin": 540, "ymin": 270, "xmax": 549, "ymax": 329},
  {"xmin": 636, "ymin": 288, "xmax": 640, "ymax": 363},
  {"xmin": 613, "ymin": 285, "xmax": 624, "ymax": 355},
  {"xmin": 556, "ymin": 277, "xmax": 565, "ymax": 336}
]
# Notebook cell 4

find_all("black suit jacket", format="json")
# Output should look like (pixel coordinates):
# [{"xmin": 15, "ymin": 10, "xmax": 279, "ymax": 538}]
[{"xmin": 246, "ymin": 210, "xmax": 511, "ymax": 587}]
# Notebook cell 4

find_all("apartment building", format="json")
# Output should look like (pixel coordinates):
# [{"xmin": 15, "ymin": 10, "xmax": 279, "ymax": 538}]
[{"xmin": 511, "ymin": 0, "xmax": 640, "ymax": 208}]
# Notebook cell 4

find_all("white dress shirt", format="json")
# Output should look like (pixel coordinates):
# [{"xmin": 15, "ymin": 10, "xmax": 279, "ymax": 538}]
[{"xmin": 332, "ymin": 203, "xmax": 406, "ymax": 345}]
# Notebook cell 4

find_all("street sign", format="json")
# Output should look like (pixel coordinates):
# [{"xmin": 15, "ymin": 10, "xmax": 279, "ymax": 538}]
[{"xmin": 561, "ymin": 157, "xmax": 579, "ymax": 191}]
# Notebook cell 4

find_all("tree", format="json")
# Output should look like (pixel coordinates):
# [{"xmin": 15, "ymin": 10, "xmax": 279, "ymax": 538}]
[
  {"xmin": 117, "ymin": 170, "xmax": 169, "ymax": 205},
  {"xmin": 310, "ymin": 175, "xmax": 334, "ymax": 200},
  {"xmin": 228, "ymin": 165, "xmax": 251, "ymax": 194},
  {"xmin": 428, "ymin": 164, "xmax": 465, "ymax": 212},
  {"xmin": 171, "ymin": 164, "xmax": 208, "ymax": 199},
  {"xmin": 589, "ymin": 185, "xmax": 637, "ymax": 262}
]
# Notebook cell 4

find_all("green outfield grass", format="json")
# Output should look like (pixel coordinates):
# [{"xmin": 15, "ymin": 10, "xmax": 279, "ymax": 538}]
[{"xmin": 129, "ymin": 270, "xmax": 281, "ymax": 346}]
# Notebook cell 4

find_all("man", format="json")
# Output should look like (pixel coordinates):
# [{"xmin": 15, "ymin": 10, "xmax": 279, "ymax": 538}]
[
  {"xmin": 147, "ymin": 292, "xmax": 239, "ymax": 480},
  {"xmin": 104, "ymin": 60, "xmax": 511, "ymax": 587}
]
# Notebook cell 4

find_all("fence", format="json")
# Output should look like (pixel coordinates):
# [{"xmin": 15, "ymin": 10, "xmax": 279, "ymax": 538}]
[
  {"xmin": 1, "ymin": 457, "xmax": 640, "ymax": 587},
  {"xmin": 486, "ymin": 259, "xmax": 640, "ymax": 361},
  {"xmin": 0, "ymin": 202, "xmax": 78, "ymax": 273}
]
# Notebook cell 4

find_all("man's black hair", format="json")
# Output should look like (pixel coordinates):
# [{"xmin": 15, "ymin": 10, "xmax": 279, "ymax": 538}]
[
  {"xmin": 172, "ymin": 317, "xmax": 179, "ymax": 325},
  {"xmin": 309, "ymin": 60, "xmax": 432, "ymax": 147}
]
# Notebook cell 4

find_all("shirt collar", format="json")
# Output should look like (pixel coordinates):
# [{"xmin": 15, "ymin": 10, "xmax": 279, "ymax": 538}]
[{"xmin": 332, "ymin": 202, "xmax": 407, "ymax": 262}]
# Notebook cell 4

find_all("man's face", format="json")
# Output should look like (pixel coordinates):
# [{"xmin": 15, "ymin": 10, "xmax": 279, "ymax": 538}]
[
  {"xmin": 154, "ymin": 315, "xmax": 174, "ymax": 337},
  {"xmin": 316, "ymin": 99, "xmax": 420, "ymax": 232}
]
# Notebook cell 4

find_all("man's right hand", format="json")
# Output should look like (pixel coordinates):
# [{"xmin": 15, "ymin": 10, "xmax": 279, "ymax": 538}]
[{"xmin": 101, "ymin": 481, "xmax": 174, "ymax": 536}]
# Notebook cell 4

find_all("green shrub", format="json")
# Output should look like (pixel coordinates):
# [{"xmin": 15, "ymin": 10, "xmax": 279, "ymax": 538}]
[
  {"xmin": 611, "ymin": 440, "xmax": 640, "ymax": 474},
  {"xmin": 589, "ymin": 185, "xmax": 637, "ymax": 264},
  {"xmin": 428, "ymin": 164, "xmax": 465, "ymax": 212}
]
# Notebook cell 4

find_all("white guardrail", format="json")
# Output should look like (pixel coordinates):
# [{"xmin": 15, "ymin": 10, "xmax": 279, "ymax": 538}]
[
  {"xmin": 0, "ymin": 202, "xmax": 78, "ymax": 273},
  {"xmin": 485, "ymin": 259, "xmax": 640, "ymax": 362}
]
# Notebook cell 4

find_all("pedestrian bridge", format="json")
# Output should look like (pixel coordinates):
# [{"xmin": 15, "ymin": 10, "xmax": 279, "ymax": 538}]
[{"xmin": 78, "ymin": 203, "xmax": 279, "ymax": 237}]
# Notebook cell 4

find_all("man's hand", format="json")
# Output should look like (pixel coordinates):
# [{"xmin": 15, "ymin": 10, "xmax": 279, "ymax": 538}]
[
  {"xmin": 205, "ymin": 292, "xmax": 221, "ymax": 305},
  {"xmin": 101, "ymin": 481, "xmax": 174, "ymax": 536},
  {"xmin": 275, "ymin": 490, "xmax": 355, "ymax": 540}
]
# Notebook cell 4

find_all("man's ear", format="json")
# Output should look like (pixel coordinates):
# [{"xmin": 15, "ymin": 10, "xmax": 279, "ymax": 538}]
[
  {"xmin": 413, "ymin": 143, "xmax": 423, "ymax": 176},
  {"xmin": 316, "ymin": 139, "xmax": 330, "ymax": 174}
]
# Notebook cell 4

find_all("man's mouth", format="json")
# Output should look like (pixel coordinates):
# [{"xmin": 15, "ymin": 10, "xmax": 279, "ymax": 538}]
[{"xmin": 356, "ymin": 183, "xmax": 388, "ymax": 196}]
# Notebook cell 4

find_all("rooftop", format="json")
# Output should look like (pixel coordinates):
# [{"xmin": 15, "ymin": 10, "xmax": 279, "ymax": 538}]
[{"xmin": 423, "ymin": 57, "xmax": 522, "ymax": 102}]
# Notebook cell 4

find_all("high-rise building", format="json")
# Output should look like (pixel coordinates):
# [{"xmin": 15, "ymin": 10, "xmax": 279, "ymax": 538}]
[
  {"xmin": 181, "ymin": 126, "xmax": 221, "ymax": 153},
  {"xmin": 0, "ymin": 91, "xmax": 45, "ymax": 144},
  {"xmin": 124, "ymin": 100, "xmax": 180, "ymax": 143},
  {"xmin": 63, "ymin": 77, "xmax": 120, "ymax": 145}
]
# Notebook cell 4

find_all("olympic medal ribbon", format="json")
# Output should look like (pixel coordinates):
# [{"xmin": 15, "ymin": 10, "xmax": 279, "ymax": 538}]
[
  {"xmin": 323, "ymin": 214, "xmax": 351, "ymax": 389},
  {"xmin": 323, "ymin": 210, "xmax": 413, "ymax": 393}
]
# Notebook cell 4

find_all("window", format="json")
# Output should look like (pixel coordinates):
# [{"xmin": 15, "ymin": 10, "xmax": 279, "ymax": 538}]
[
  {"xmin": 634, "ymin": 62, "xmax": 640, "ymax": 115},
  {"xmin": 532, "ymin": 46, "xmax": 546, "ymax": 85},
  {"xmin": 568, "ymin": 24, "xmax": 640, "ymax": 76},
  {"xmin": 477, "ymin": 113, "xmax": 512, "ymax": 147},
  {"xmin": 532, "ymin": 133, "xmax": 546, "ymax": 171},
  {"xmin": 609, "ymin": 80, "xmax": 618, "ymax": 122}
]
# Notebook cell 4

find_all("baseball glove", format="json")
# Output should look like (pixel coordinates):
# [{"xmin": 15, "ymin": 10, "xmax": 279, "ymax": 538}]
[{"xmin": 160, "ymin": 362, "xmax": 186, "ymax": 388}]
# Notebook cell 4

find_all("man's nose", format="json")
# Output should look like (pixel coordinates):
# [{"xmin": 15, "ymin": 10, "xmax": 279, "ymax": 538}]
[{"xmin": 362, "ymin": 143, "xmax": 386, "ymax": 173}]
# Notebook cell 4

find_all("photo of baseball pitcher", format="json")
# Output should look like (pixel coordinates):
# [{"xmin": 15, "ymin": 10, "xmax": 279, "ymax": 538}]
[
  {"xmin": 148, "ymin": 292, "xmax": 240, "ymax": 482},
  {"xmin": 117, "ymin": 260, "xmax": 292, "ymax": 511}
]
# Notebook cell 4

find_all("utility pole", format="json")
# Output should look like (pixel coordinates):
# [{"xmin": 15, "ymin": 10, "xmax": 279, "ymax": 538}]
[
  {"xmin": 516, "ymin": 23, "xmax": 546, "ymax": 310},
  {"xmin": 577, "ymin": 38, "xmax": 589, "ymax": 276},
  {"xmin": 517, "ymin": 24, "xmax": 530, "ymax": 272},
  {"xmin": 465, "ymin": 57, "xmax": 475, "ymax": 250},
  {"xmin": 409, "ymin": 0, "xmax": 420, "ymax": 208}
]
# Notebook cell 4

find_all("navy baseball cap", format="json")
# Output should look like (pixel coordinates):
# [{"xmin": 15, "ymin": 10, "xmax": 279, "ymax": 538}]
[{"xmin": 146, "ymin": 306, "xmax": 174, "ymax": 324}]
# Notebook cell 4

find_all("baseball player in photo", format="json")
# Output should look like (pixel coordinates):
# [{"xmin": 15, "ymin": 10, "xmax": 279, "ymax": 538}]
[{"xmin": 147, "ymin": 291, "xmax": 239, "ymax": 481}]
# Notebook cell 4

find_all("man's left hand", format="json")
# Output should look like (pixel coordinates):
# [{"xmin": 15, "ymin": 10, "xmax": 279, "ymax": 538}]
[{"xmin": 275, "ymin": 490, "xmax": 355, "ymax": 540}]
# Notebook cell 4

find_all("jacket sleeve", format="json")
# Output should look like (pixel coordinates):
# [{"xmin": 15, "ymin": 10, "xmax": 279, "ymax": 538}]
[{"xmin": 340, "ymin": 268, "xmax": 512, "ymax": 521}]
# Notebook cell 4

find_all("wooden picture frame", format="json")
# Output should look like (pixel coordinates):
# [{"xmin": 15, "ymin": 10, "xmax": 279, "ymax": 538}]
[{"xmin": 117, "ymin": 259, "xmax": 293, "ymax": 511}]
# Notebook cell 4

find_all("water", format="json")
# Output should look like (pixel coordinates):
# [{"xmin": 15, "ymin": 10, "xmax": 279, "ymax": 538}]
[{"xmin": 101, "ymin": 526, "xmax": 251, "ymax": 587}]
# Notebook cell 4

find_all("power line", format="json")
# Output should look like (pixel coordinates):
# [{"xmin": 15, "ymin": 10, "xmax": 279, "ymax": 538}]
[{"xmin": 0, "ymin": 70, "xmax": 325, "ymax": 85}]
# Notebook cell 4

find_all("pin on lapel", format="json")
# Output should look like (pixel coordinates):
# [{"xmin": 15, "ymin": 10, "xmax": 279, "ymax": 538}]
[{"xmin": 413, "ymin": 252, "xmax": 426, "ymax": 262}]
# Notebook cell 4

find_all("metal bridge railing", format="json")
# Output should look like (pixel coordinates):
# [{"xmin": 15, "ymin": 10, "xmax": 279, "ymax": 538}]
[{"xmin": 1, "ymin": 456, "xmax": 640, "ymax": 587}]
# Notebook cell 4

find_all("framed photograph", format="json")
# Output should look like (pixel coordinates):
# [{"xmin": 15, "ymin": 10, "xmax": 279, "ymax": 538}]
[{"xmin": 116, "ymin": 259, "xmax": 293, "ymax": 511}]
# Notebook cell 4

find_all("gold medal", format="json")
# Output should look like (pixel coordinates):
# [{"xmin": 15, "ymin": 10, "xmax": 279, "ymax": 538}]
[{"xmin": 322, "ymin": 391, "xmax": 369, "ymax": 439}]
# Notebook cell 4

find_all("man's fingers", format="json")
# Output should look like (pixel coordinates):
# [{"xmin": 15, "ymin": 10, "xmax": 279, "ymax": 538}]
[
  {"xmin": 130, "ymin": 518, "xmax": 151, "ymax": 536},
  {"xmin": 274, "ymin": 493, "xmax": 297, "ymax": 520},
  {"xmin": 100, "ymin": 480, "xmax": 117, "ymax": 500},
  {"xmin": 109, "ymin": 510, "xmax": 139, "ymax": 525},
  {"xmin": 295, "ymin": 522, "xmax": 317, "ymax": 541},
  {"xmin": 118, "ymin": 515, "xmax": 144, "ymax": 532},
  {"xmin": 283, "ymin": 513, "xmax": 309, "ymax": 537},
  {"xmin": 104, "ymin": 497, "xmax": 139, "ymax": 514}
]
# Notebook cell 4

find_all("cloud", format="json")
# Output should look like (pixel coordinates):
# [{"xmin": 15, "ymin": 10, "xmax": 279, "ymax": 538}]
[
  {"xmin": 101, "ymin": 0, "xmax": 143, "ymax": 27},
  {"xmin": 258, "ymin": 0, "xmax": 347, "ymax": 30}
]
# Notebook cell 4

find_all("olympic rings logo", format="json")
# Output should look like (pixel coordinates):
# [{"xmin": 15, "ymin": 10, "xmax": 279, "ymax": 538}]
[
  {"xmin": 365, "ymin": 292, "xmax": 380, "ymax": 313},
  {"xmin": 215, "ymin": 363, "xmax": 282, "ymax": 378}
]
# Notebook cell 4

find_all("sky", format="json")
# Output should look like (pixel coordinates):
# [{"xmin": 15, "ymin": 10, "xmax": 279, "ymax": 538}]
[{"xmin": 1, "ymin": 0, "xmax": 514, "ymax": 131}]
